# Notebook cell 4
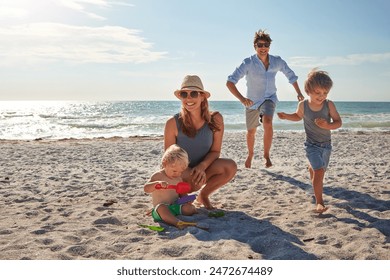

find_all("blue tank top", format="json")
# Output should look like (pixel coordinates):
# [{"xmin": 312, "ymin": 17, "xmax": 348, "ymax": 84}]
[
  {"xmin": 174, "ymin": 113, "xmax": 213, "ymax": 167},
  {"xmin": 303, "ymin": 100, "xmax": 331, "ymax": 144}
]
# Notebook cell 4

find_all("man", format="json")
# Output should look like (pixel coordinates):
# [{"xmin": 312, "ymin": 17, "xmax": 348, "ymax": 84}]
[{"xmin": 226, "ymin": 29, "xmax": 304, "ymax": 168}]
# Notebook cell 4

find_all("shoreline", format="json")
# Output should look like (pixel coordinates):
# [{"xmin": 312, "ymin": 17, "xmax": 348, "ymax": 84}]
[
  {"xmin": 1, "ymin": 129, "xmax": 389, "ymax": 143},
  {"xmin": 0, "ymin": 130, "xmax": 389, "ymax": 260}
]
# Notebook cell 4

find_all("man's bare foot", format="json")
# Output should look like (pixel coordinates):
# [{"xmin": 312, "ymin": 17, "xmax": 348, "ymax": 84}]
[
  {"xmin": 264, "ymin": 157, "xmax": 272, "ymax": 168},
  {"xmin": 245, "ymin": 155, "xmax": 253, "ymax": 168},
  {"xmin": 313, "ymin": 204, "xmax": 328, "ymax": 213},
  {"xmin": 196, "ymin": 193, "xmax": 215, "ymax": 210}
]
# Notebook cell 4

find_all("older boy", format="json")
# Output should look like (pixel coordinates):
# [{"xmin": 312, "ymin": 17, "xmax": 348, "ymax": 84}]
[{"xmin": 277, "ymin": 69, "xmax": 342, "ymax": 213}]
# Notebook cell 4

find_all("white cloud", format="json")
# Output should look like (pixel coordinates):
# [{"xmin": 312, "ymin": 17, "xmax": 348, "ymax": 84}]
[
  {"xmin": 0, "ymin": 1, "xmax": 163, "ymax": 66},
  {"xmin": 0, "ymin": 23, "xmax": 167, "ymax": 65},
  {"xmin": 0, "ymin": 0, "xmax": 134, "ymax": 21},
  {"xmin": 56, "ymin": 0, "xmax": 134, "ymax": 20},
  {"xmin": 56, "ymin": 0, "xmax": 107, "ymax": 20},
  {"xmin": 57, "ymin": 0, "xmax": 125, "ymax": 8},
  {"xmin": 0, "ymin": 7, "xmax": 29, "ymax": 19},
  {"xmin": 289, "ymin": 53, "xmax": 390, "ymax": 68}
]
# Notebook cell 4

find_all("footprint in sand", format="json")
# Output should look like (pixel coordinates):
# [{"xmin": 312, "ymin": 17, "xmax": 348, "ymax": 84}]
[{"xmin": 67, "ymin": 245, "xmax": 87, "ymax": 256}]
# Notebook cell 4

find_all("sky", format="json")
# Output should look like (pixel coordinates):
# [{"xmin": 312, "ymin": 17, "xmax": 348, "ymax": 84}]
[{"xmin": 0, "ymin": 0, "xmax": 389, "ymax": 101}]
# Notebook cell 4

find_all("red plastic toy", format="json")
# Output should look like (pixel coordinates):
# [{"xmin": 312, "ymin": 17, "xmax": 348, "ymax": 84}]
[{"xmin": 155, "ymin": 182, "xmax": 191, "ymax": 194}]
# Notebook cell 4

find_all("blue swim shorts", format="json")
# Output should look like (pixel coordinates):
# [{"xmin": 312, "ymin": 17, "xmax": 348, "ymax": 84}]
[
  {"xmin": 151, "ymin": 203, "xmax": 182, "ymax": 222},
  {"xmin": 304, "ymin": 141, "xmax": 332, "ymax": 170}
]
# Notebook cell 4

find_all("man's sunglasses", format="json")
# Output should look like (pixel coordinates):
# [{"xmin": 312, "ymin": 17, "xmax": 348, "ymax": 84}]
[
  {"xmin": 179, "ymin": 90, "xmax": 202, "ymax": 99},
  {"xmin": 256, "ymin": 42, "xmax": 270, "ymax": 48}
]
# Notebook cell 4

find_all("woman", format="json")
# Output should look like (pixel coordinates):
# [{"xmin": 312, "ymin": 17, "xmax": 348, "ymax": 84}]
[{"xmin": 164, "ymin": 75, "xmax": 237, "ymax": 210}]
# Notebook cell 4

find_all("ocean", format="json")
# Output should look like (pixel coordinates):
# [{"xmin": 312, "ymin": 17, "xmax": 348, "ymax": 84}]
[{"xmin": 0, "ymin": 101, "xmax": 389, "ymax": 140}]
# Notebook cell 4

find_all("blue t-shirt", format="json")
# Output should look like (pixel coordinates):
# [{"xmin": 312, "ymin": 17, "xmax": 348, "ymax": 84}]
[
  {"xmin": 174, "ymin": 113, "xmax": 213, "ymax": 168},
  {"xmin": 227, "ymin": 54, "xmax": 298, "ymax": 109}
]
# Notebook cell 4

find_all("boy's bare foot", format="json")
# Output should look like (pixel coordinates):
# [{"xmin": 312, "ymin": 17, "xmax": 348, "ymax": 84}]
[
  {"xmin": 245, "ymin": 155, "xmax": 253, "ymax": 168},
  {"xmin": 313, "ymin": 204, "xmax": 328, "ymax": 213},
  {"xmin": 196, "ymin": 193, "xmax": 215, "ymax": 210},
  {"xmin": 264, "ymin": 157, "xmax": 272, "ymax": 168}
]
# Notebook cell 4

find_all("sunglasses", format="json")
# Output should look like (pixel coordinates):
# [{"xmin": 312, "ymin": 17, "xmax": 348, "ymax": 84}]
[
  {"xmin": 179, "ymin": 90, "xmax": 202, "ymax": 99},
  {"xmin": 256, "ymin": 42, "xmax": 270, "ymax": 48}
]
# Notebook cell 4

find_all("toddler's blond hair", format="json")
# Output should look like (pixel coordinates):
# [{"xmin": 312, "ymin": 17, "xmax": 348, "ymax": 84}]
[{"xmin": 161, "ymin": 144, "xmax": 189, "ymax": 168}]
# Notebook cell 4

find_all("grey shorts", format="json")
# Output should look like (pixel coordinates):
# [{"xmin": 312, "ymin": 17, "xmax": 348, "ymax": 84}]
[
  {"xmin": 245, "ymin": 100, "xmax": 276, "ymax": 130},
  {"xmin": 304, "ymin": 141, "xmax": 332, "ymax": 170}
]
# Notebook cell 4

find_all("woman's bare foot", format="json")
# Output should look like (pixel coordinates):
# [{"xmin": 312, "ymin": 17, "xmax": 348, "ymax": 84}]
[
  {"xmin": 264, "ymin": 157, "xmax": 272, "ymax": 168},
  {"xmin": 313, "ymin": 204, "xmax": 328, "ymax": 213},
  {"xmin": 245, "ymin": 155, "xmax": 253, "ymax": 168},
  {"xmin": 196, "ymin": 193, "xmax": 215, "ymax": 210}
]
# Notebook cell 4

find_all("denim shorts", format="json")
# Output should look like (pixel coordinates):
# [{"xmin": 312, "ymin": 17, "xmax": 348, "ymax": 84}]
[
  {"xmin": 304, "ymin": 141, "xmax": 332, "ymax": 170},
  {"xmin": 246, "ymin": 100, "xmax": 276, "ymax": 130}
]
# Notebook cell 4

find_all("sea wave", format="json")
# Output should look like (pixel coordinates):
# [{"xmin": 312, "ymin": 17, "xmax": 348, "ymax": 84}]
[{"xmin": 0, "ymin": 101, "xmax": 389, "ymax": 140}]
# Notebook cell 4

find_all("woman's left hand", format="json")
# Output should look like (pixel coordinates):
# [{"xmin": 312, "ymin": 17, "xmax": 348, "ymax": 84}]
[{"xmin": 190, "ymin": 166, "xmax": 207, "ymax": 187}]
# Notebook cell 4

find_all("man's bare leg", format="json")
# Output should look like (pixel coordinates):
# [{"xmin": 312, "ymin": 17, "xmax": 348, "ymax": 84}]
[
  {"xmin": 245, "ymin": 128, "xmax": 257, "ymax": 168},
  {"xmin": 262, "ymin": 115, "xmax": 273, "ymax": 168}
]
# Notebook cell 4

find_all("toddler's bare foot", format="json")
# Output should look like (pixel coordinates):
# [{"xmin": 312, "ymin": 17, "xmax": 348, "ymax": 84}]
[
  {"xmin": 264, "ymin": 157, "xmax": 272, "ymax": 168},
  {"xmin": 196, "ymin": 193, "xmax": 215, "ymax": 210},
  {"xmin": 245, "ymin": 155, "xmax": 253, "ymax": 168},
  {"xmin": 313, "ymin": 204, "xmax": 328, "ymax": 213}
]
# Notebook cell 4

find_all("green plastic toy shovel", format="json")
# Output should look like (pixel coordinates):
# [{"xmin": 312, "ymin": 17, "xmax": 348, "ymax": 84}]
[{"xmin": 138, "ymin": 224, "xmax": 165, "ymax": 232}]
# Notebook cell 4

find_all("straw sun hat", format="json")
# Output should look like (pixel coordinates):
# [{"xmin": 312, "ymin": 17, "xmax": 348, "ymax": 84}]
[{"xmin": 174, "ymin": 75, "xmax": 211, "ymax": 99}]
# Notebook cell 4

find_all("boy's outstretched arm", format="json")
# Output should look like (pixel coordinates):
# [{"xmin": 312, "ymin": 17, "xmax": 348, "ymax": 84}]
[
  {"xmin": 277, "ymin": 112, "xmax": 302, "ymax": 121},
  {"xmin": 277, "ymin": 101, "xmax": 304, "ymax": 121},
  {"xmin": 144, "ymin": 172, "xmax": 168, "ymax": 193}
]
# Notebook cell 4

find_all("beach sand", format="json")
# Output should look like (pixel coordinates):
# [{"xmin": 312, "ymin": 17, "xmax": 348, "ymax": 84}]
[{"xmin": 0, "ymin": 131, "xmax": 389, "ymax": 260}]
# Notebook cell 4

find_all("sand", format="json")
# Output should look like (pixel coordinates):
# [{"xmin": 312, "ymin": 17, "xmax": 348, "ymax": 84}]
[{"xmin": 0, "ymin": 131, "xmax": 389, "ymax": 260}]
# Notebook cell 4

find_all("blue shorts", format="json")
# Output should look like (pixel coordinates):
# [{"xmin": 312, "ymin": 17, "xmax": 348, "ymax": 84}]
[
  {"xmin": 246, "ymin": 100, "xmax": 276, "ymax": 129},
  {"xmin": 304, "ymin": 141, "xmax": 332, "ymax": 170}
]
